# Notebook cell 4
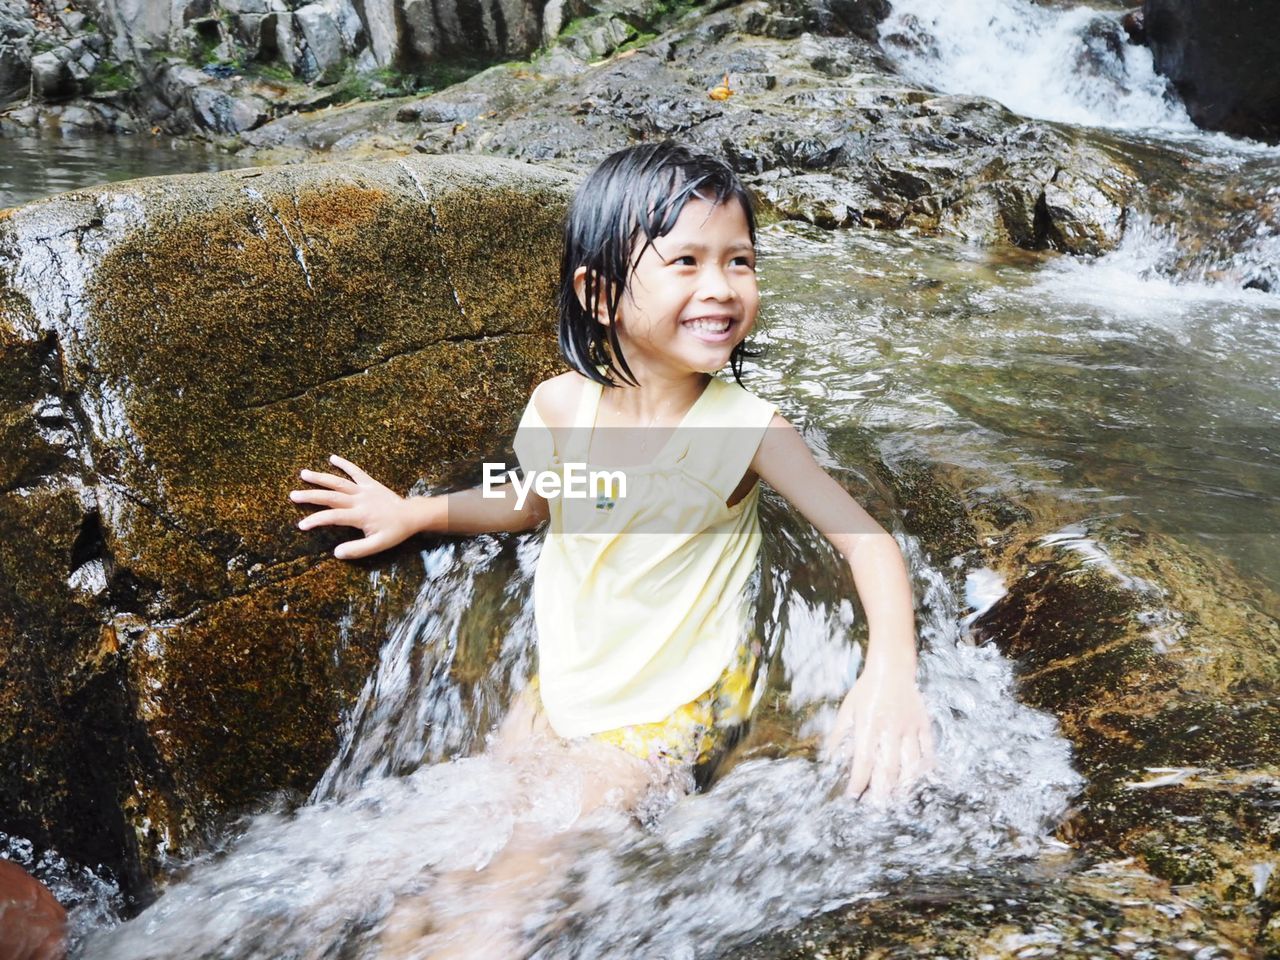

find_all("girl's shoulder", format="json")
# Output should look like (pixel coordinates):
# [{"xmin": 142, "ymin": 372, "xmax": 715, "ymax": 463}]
[{"xmin": 528, "ymin": 371, "xmax": 592, "ymax": 430}]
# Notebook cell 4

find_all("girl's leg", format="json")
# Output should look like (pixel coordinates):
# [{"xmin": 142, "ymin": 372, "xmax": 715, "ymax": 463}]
[{"xmin": 378, "ymin": 691, "xmax": 661, "ymax": 959}]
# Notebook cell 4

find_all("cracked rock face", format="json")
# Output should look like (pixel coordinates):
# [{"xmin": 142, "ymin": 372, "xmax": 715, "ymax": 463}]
[{"xmin": 0, "ymin": 154, "xmax": 569, "ymax": 898}]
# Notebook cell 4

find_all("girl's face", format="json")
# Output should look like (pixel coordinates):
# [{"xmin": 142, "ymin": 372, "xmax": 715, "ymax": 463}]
[{"xmin": 586, "ymin": 196, "xmax": 759, "ymax": 381}]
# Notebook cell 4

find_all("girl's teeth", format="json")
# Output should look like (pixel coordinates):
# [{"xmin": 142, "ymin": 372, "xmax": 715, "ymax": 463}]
[{"xmin": 687, "ymin": 319, "xmax": 731, "ymax": 332}]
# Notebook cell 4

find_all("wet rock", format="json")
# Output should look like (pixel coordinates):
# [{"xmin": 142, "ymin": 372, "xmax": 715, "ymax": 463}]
[
  {"xmin": 970, "ymin": 520, "xmax": 1280, "ymax": 952},
  {"xmin": 30, "ymin": 50, "xmax": 73, "ymax": 101},
  {"xmin": 0, "ymin": 155, "xmax": 570, "ymax": 896},
  {"xmin": 1121, "ymin": 6, "xmax": 1144, "ymax": 42},
  {"xmin": 242, "ymin": 9, "xmax": 1137, "ymax": 257},
  {"xmin": 1039, "ymin": 155, "xmax": 1131, "ymax": 256},
  {"xmin": 190, "ymin": 85, "xmax": 269, "ymax": 132},
  {"xmin": 1143, "ymin": 0, "xmax": 1280, "ymax": 143},
  {"xmin": 739, "ymin": 862, "xmax": 1254, "ymax": 958},
  {"xmin": 775, "ymin": 0, "xmax": 892, "ymax": 40},
  {"xmin": 0, "ymin": 860, "xmax": 66, "ymax": 960}
]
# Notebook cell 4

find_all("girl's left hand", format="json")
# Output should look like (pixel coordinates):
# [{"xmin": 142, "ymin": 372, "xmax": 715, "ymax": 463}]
[{"xmin": 822, "ymin": 662, "xmax": 935, "ymax": 805}]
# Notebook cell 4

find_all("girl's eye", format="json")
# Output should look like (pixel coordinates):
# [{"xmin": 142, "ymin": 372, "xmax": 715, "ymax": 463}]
[
  {"xmin": 733, "ymin": 256, "xmax": 756, "ymax": 269},
  {"xmin": 674, "ymin": 255, "xmax": 697, "ymax": 266}
]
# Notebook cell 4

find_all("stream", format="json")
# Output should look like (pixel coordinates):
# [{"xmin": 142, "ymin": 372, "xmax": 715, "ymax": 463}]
[{"xmin": 3, "ymin": 0, "xmax": 1277, "ymax": 955}]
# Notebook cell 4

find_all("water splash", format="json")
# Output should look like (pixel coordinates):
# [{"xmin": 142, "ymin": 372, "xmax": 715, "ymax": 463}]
[
  {"xmin": 80, "ymin": 512, "xmax": 1082, "ymax": 958},
  {"xmin": 1031, "ymin": 212, "xmax": 1280, "ymax": 314},
  {"xmin": 1, "ymin": 832, "xmax": 124, "ymax": 950}
]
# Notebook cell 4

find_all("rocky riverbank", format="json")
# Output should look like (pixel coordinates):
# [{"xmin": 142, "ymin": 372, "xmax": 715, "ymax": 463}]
[
  {"xmin": 2, "ymin": 153, "xmax": 1278, "ymax": 956},
  {"xmin": 7, "ymin": 0, "xmax": 1279, "ymax": 296}
]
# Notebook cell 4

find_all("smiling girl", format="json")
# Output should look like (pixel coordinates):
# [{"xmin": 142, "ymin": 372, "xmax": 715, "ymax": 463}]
[{"xmin": 290, "ymin": 140, "xmax": 934, "ymax": 954}]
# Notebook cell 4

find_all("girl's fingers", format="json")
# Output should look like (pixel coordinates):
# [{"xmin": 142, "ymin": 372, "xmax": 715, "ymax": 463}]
[
  {"xmin": 845, "ymin": 727, "xmax": 874, "ymax": 798},
  {"xmin": 335, "ymin": 531, "xmax": 389, "ymax": 560},
  {"xmin": 299, "ymin": 469, "xmax": 357, "ymax": 493},
  {"xmin": 874, "ymin": 732, "xmax": 900, "ymax": 795},
  {"xmin": 297, "ymin": 508, "xmax": 356, "ymax": 530},
  {"xmin": 328, "ymin": 454, "xmax": 372, "ymax": 485},
  {"xmin": 289, "ymin": 489, "xmax": 348, "ymax": 508}
]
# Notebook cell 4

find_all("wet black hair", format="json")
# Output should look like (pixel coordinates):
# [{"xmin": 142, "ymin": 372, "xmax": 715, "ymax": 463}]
[{"xmin": 558, "ymin": 140, "xmax": 760, "ymax": 387}]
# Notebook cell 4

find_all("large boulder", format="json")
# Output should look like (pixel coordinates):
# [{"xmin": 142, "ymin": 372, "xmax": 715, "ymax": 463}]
[
  {"xmin": 401, "ymin": 0, "xmax": 550, "ymax": 60},
  {"xmin": 0, "ymin": 155, "xmax": 569, "ymax": 899},
  {"xmin": 1143, "ymin": 0, "xmax": 1280, "ymax": 143}
]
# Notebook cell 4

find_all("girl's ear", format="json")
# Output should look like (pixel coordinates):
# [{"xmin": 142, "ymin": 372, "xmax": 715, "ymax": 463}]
[{"xmin": 573, "ymin": 266, "xmax": 612, "ymax": 326}]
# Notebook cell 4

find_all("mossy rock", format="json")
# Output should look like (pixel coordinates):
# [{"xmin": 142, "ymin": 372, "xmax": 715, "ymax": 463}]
[
  {"xmin": 0, "ymin": 155, "xmax": 572, "ymax": 898},
  {"xmin": 970, "ymin": 522, "xmax": 1280, "ymax": 951}
]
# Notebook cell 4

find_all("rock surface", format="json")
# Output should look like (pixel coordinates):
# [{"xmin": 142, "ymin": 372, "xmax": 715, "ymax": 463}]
[
  {"xmin": 1144, "ymin": 0, "xmax": 1280, "ymax": 143},
  {"xmin": 920, "ymin": 471, "xmax": 1280, "ymax": 956},
  {"xmin": 0, "ymin": 154, "xmax": 568, "ymax": 898}
]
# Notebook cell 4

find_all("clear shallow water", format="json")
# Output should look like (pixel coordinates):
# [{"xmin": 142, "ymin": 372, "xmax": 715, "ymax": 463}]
[
  {"xmin": 0, "ymin": 134, "xmax": 255, "ymax": 210},
  {"xmin": 754, "ymin": 223, "xmax": 1280, "ymax": 591}
]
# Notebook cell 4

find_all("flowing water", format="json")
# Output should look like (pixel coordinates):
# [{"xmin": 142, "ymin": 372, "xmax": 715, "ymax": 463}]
[
  {"xmin": 6, "ymin": 0, "xmax": 1279, "ymax": 954},
  {"xmin": 71, "ymin": 207, "xmax": 1278, "ymax": 953}
]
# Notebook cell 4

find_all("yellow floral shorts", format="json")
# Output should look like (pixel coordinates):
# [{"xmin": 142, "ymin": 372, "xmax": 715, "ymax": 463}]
[{"xmin": 531, "ymin": 633, "xmax": 764, "ymax": 778}]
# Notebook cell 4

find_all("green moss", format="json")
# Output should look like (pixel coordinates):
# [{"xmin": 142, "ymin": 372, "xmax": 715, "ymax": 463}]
[
  {"xmin": 326, "ymin": 58, "xmax": 490, "ymax": 104},
  {"xmin": 247, "ymin": 61, "xmax": 297, "ymax": 85},
  {"xmin": 616, "ymin": 30, "xmax": 659, "ymax": 54},
  {"xmin": 88, "ymin": 60, "xmax": 136, "ymax": 94},
  {"xmin": 414, "ymin": 58, "xmax": 491, "ymax": 93}
]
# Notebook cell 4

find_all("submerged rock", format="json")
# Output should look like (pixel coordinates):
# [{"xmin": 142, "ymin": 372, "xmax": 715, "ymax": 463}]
[
  {"xmin": 0, "ymin": 155, "xmax": 568, "ymax": 900},
  {"xmin": 968, "ymin": 505, "xmax": 1280, "ymax": 954}
]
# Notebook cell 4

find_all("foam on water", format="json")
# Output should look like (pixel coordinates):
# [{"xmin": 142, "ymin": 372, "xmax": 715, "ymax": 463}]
[{"xmin": 1031, "ymin": 213, "xmax": 1280, "ymax": 319}]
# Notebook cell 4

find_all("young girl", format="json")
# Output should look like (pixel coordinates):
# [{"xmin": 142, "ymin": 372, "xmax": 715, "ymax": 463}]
[{"xmin": 291, "ymin": 141, "xmax": 934, "ymax": 952}]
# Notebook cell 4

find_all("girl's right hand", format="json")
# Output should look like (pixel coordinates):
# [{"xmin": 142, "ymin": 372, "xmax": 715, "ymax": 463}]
[{"xmin": 290, "ymin": 454, "xmax": 415, "ymax": 559}]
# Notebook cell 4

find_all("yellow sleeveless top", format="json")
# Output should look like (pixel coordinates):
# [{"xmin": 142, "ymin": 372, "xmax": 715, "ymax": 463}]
[{"xmin": 512, "ymin": 374, "xmax": 777, "ymax": 738}]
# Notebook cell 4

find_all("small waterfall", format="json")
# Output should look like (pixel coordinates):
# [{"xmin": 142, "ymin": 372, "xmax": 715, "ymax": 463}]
[
  {"xmin": 879, "ymin": 0, "xmax": 1280, "ymax": 294},
  {"xmin": 879, "ymin": 0, "xmax": 1193, "ymax": 132},
  {"xmin": 313, "ymin": 536, "xmax": 539, "ymax": 802},
  {"xmin": 79, "ymin": 487, "xmax": 1082, "ymax": 959}
]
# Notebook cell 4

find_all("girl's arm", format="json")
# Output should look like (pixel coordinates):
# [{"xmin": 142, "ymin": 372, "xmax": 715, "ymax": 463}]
[
  {"xmin": 291, "ymin": 454, "xmax": 547, "ymax": 559},
  {"xmin": 751, "ymin": 415, "xmax": 935, "ymax": 804}
]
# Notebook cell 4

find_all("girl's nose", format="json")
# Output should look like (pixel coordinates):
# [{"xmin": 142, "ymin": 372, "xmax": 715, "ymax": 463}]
[{"xmin": 698, "ymin": 266, "xmax": 736, "ymax": 300}]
